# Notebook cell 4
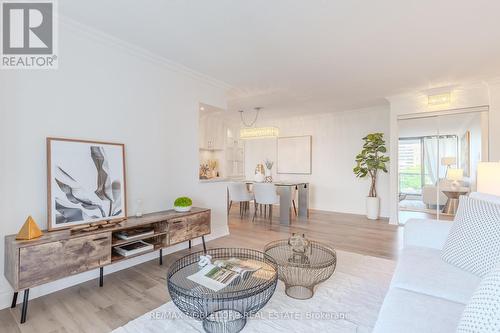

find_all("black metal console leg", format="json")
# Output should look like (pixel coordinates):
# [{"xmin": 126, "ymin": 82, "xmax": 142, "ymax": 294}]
[
  {"xmin": 202, "ymin": 236, "xmax": 207, "ymax": 253},
  {"xmin": 20, "ymin": 289, "xmax": 29, "ymax": 324},
  {"xmin": 159, "ymin": 248, "xmax": 163, "ymax": 265},
  {"xmin": 99, "ymin": 267, "xmax": 103, "ymax": 287},
  {"xmin": 11, "ymin": 292, "xmax": 18, "ymax": 308},
  {"xmin": 189, "ymin": 240, "xmax": 192, "ymax": 249}
]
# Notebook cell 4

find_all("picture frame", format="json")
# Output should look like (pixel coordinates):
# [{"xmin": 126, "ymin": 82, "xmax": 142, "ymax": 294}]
[
  {"xmin": 47, "ymin": 138, "xmax": 127, "ymax": 231},
  {"xmin": 277, "ymin": 135, "xmax": 312, "ymax": 174},
  {"xmin": 460, "ymin": 130, "xmax": 471, "ymax": 177}
]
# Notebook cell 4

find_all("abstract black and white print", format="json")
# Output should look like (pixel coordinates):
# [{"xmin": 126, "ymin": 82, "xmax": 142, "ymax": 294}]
[{"xmin": 48, "ymin": 139, "xmax": 126, "ymax": 230}]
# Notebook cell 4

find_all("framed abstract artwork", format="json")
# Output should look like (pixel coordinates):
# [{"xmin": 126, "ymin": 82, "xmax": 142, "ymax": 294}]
[
  {"xmin": 47, "ymin": 138, "xmax": 127, "ymax": 231},
  {"xmin": 460, "ymin": 130, "xmax": 471, "ymax": 177}
]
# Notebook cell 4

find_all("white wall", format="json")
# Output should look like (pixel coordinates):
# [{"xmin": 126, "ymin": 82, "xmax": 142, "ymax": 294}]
[
  {"xmin": 388, "ymin": 80, "xmax": 500, "ymax": 224},
  {"xmin": 0, "ymin": 22, "xmax": 229, "ymax": 309},
  {"xmin": 243, "ymin": 106, "xmax": 391, "ymax": 217}
]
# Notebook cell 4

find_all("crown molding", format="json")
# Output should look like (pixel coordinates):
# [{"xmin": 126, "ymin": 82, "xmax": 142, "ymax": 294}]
[
  {"xmin": 59, "ymin": 16, "xmax": 234, "ymax": 91},
  {"xmin": 386, "ymin": 79, "xmax": 493, "ymax": 102}
]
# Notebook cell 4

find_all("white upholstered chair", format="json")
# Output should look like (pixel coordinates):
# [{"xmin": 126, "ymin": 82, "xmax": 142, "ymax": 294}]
[
  {"xmin": 227, "ymin": 182, "xmax": 254, "ymax": 217},
  {"xmin": 253, "ymin": 183, "xmax": 280, "ymax": 224}
]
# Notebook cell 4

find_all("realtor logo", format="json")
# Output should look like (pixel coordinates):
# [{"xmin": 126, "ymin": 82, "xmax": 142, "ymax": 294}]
[{"xmin": 1, "ymin": 0, "xmax": 58, "ymax": 69}]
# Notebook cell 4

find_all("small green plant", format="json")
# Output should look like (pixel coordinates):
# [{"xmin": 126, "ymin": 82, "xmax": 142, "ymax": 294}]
[
  {"xmin": 174, "ymin": 197, "xmax": 192, "ymax": 207},
  {"xmin": 353, "ymin": 133, "xmax": 390, "ymax": 197}
]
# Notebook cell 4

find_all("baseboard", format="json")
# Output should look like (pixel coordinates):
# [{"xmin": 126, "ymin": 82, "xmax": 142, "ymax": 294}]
[
  {"xmin": 308, "ymin": 208, "xmax": 390, "ymax": 221},
  {"xmin": 0, "ymin": 231, "xmax": 229, "ymax": 310}
]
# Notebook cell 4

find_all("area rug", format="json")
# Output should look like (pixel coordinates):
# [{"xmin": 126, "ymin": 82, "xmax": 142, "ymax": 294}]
[{"xmin": 113, "ymin": 250, "xmax": 395, "ymax": 333}]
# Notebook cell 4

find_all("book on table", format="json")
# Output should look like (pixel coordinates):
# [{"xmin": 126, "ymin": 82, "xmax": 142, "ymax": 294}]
[
  {"xmin": 188, "ymin": 258, "xmax": 262, "ymax": 291},
  {"xmin": 115, "ymin": 228, "xmax": 155, "ymax": 241},
  {"xmin": 114, "ymin": 240, "xmax": 154, "ymax": 257}
]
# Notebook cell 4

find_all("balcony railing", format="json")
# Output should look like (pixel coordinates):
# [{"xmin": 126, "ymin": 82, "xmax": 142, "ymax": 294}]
[{"xmin": 399, "ymin": 172, "xmax": 422, "ymax": 195}]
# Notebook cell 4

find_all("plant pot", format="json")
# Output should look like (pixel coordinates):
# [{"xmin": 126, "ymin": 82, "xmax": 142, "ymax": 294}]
[
  {"xmin": 366, "ymin": 197, "xmax": 380, "ymax": 220},
  {"xmin": 174, "ymin": 205, "xmax": 192, "ymax": 213}
]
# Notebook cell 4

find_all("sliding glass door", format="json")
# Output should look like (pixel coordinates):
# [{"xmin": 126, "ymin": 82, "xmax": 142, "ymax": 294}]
[
  {"xmin": 398, "ymin": 116, "xmax": 440, "ymax": 220},
  {"xmin": 397, "ymin": 109, "xmax": 489, "ymax": 224}
]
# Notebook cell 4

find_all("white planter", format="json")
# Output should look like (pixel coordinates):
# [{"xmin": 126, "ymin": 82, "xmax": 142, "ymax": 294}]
[
  {"xmin": 174, "ymin": 206, "xmax": 192, "ymax": 213},
  {"xmin": 265, "ymin": 168, "xmax": 272, "ymax": 177},
  {"xmin": 366, "ymin": 197, "xmax": 380, "ymax": 220}
]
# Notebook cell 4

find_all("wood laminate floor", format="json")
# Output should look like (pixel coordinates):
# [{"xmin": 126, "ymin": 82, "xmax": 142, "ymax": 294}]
[{"xmin": 0, "ymin": 207, "xmax": 401, "ymax": 333}]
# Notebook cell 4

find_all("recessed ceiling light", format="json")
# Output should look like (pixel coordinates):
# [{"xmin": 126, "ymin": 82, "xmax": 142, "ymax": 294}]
[{"xmin": 200, "ymin": 106, "xmax": 205, "ymax": 111}]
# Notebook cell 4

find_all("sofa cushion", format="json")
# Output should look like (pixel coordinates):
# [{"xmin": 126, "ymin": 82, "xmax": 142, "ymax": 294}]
[
  {"xmin": 441, "ymin": 196, "xmax": 500, "ymax": 277},
  {"xmin": 373, "ymin": 287, "xmax": 464, "ymax": 333},
  {"xmin": 456, "ymin": 265, "xmax": 500, "ymax": 333},
  {"xmin": 393, "ymin": 246, "xmax": 481, "ymax": 304}
]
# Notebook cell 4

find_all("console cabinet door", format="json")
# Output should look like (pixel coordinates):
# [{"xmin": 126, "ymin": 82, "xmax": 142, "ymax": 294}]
[
  {"xmin": 18, "ymin": 233, "xmax": 111, "ymax": 289},
  {"xmin": 169, "ymin": 218, "xmax": 188, "ymax": 245},
  {"xmin": 188, "ymin": 211, "xmax": 211, "ymax": 238}
]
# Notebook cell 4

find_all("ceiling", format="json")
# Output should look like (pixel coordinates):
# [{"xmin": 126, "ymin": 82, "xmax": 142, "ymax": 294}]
[{"xmin": 60, "ymin": 1, "xmax": 500, "ymax": 115}]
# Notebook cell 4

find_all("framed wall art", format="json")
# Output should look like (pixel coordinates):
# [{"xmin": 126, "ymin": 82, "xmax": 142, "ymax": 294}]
[
  {"xmin": 47, "ymin": 138, "xmax": 127, "ymax": 231},
  {"xmin": 277, "ymin": 135, "xmax": 312, "ymax": 174}
]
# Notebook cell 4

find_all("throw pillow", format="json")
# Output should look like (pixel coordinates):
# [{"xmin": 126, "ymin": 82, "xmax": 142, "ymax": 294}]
[
  {"xmin": 441, "ymin": 196, "xmax": 500, "ymax": 278},
  {"xmin": 456, "ymin": 265, "xmax": 500, "ymax": 332}
]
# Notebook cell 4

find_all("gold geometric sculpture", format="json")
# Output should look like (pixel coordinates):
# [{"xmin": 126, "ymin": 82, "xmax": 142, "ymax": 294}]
[{"xmin": 16, "ymin": 216, "xmax": 43, "ymax": 240}]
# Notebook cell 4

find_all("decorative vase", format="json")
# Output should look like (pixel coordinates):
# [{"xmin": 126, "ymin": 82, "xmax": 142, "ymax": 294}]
[
  {"xmin": 255, "ymin": 163, "xmax": 265, "ymax": 182},
  {"xmin": 135, "ymin": 199, "xmax": 143, "ymax": 217},
  {"xmin": 254, "ymin": 173, "xmax": 265, "ymax": 182},
  {"xmin": 366, "ymin": 197, "xmax": 380, "ymax": 220}
]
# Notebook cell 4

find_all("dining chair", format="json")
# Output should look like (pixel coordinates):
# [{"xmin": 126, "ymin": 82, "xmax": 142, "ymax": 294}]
[
  {"xmin": 253, "ymin": 183, "xmax": 280, "ymax": 224},
  {"xmin": 227, "ymin": 182, "xmax": 254, "ymax": 218}
]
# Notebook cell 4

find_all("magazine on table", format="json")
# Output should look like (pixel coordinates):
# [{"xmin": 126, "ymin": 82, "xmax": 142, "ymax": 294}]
[
  {"xmin": 188, "ymin": 258, "xmax": 262, "ymax": 291},
  {"xmin": 113, "ymin": 240, "xmax": 154, "ymax": 257}
]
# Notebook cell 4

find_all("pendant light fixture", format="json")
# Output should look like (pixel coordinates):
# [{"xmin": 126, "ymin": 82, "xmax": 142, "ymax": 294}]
[{"xmin": 239, "ymin": 107, "xmax": 279, "ymax": 139}]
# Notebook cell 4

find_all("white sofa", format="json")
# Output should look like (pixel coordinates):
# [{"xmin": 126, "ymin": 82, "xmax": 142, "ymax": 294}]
[{"xmin": 373, "ymin": 219, "xmax": 482, "ymax": 333}]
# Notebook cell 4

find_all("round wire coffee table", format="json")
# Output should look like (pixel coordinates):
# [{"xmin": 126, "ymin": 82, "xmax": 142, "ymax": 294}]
[
  {"xmin": 167, "ymin": 248, "xmax": 278, "ymax": 333},
  {"xmin": 264, "ymin": 239, "xmax": 336, "ymax": 299}
]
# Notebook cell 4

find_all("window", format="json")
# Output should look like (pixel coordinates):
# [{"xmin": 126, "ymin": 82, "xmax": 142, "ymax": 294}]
[
  {"xmin": 398, "ymin": 135, "xmax": 458, "ymax": 195},
  {"xmin": 399, "ymin": 138, "xmax": 423, "ymax": 195}
]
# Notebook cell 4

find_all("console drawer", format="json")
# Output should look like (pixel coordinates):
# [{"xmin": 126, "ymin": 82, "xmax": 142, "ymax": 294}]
[
  {"xmin": 187, "ymin": 211, "xmax": 210, "ymax": 238},
  {"xmin": 169, "ymin": 218, "xmax": 188, "ymax": 245},
  {"xmin": 19, "ymin": 233, "xmax": 111, "ymax": 289}
]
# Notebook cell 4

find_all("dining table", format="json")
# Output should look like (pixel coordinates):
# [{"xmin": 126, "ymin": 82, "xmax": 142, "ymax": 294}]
[{"xmin": 244, "ymin": 181, "xmax": 309, "ymax": 226}]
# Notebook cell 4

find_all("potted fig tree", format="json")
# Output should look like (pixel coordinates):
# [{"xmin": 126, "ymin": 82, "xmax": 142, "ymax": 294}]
[{"xmin": 353, "ymin": 133, "xmax": 389, "ymax": 220}]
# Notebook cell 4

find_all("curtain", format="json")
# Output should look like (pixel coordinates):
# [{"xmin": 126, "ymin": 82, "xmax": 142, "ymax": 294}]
[
  {"xmin": 423, "ymin": 137, "xmax": 438, "ymax": 185},
  {"xmin": 423, "ymin": 136, "xmax": 458, "ymax": 185}
]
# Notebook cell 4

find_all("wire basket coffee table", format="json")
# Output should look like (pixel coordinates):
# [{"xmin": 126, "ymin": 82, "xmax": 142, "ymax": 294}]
[
  {"xmin": 167, "ymin": 248, "xmax": 278, "ymax": 333},
  {"xmin": 264, "ymin": 239, "xmax": 336, "ymax": 300}
]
